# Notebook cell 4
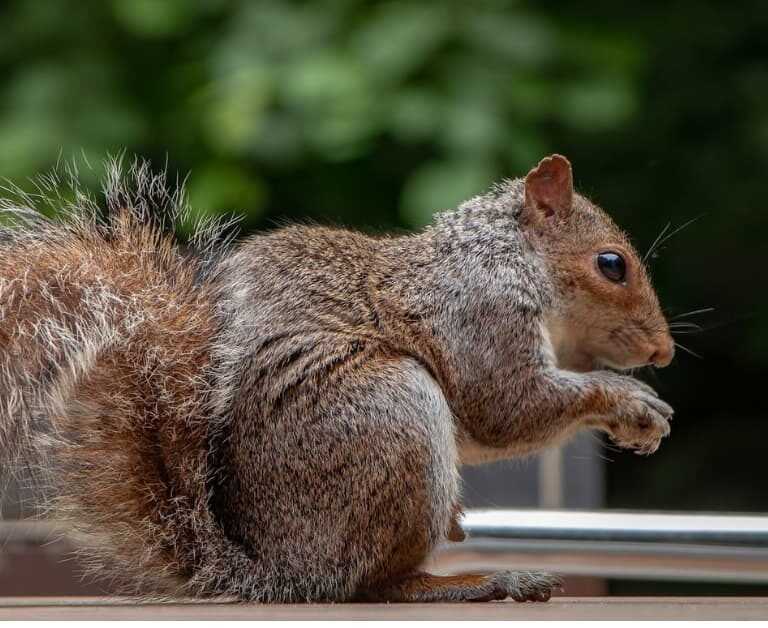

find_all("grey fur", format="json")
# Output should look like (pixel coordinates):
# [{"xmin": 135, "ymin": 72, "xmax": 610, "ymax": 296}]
[{"xmin": 0, "ymin": 156, "xmax": 673, "ymax": 603}]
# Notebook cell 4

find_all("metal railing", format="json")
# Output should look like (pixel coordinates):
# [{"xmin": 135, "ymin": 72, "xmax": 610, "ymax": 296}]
[
  {"xmin": 3, "ymin": 510, "xmax": 768, "ymax": 584},
  {"xmin": 434, "ymin": 510, "xmax": 768, "ymax": 583}
]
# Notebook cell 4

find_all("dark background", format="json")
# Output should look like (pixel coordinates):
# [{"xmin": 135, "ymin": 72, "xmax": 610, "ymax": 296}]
[{"xmin": 0, "ymin": 0, "xmax": 766, "ymax": 595}]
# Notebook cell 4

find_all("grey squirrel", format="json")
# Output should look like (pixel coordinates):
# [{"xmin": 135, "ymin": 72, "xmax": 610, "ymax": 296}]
[{"xmin": 0, "ymin": 154, "xmax": 674, "ymax": 602}]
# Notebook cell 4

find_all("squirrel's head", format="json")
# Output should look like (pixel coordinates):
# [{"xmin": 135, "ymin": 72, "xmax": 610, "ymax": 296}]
[{"xmin": 520, "ymin": 154, "xmax": 674, "ymax": 372}]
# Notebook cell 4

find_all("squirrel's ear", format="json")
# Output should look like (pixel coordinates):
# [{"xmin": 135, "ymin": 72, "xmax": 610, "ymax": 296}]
[{"xmin": 523, "ymin": 154, "xmax": 574, "ymax": 222}]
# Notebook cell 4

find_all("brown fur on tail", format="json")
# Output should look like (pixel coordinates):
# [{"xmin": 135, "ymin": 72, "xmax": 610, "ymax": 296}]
[{"xmin": 0, "ymin": 162, "xmax": 262, "ymax": 596}]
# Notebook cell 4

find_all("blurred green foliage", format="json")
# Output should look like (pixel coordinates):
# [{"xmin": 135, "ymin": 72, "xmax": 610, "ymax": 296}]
[
  {"xmin": 0, "ymin": 0, "xmax": 641, "ymax": 228},
  {"xmin": 1, "ymin": 0, "xmax": 767, "ymax": 520}
]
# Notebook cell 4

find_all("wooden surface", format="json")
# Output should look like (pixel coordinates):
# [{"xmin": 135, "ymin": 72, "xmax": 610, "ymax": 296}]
[{"xmin": 0, "ymin": 597, "xmax": 766, "ymax": 620}]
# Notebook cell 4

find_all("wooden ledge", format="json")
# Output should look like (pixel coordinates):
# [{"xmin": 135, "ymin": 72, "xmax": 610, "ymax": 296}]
[{"xmin": 0, "ymin": 597, "xmax": 766, "ymax": 620}]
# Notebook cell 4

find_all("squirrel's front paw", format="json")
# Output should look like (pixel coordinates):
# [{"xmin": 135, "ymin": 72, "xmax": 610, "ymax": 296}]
[{"xmin": 603, "ymin": 377, "xmax": 674, "ymax": 455}]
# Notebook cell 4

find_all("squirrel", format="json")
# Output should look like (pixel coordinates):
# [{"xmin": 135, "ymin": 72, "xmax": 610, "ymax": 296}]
[{"xmin": 0, "ymin": 154, "xmax": 674, "ymax": 603}]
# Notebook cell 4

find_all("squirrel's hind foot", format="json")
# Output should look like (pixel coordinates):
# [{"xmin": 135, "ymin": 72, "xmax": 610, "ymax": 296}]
[{"xmin": 361, "ymin": 570, "xmax": 563, "ymax": 603}]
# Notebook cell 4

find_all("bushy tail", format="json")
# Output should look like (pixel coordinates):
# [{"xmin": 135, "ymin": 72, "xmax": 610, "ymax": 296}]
[{"xmin": 0, "ymin": 160, "xmax": 271, "ymax": 598}]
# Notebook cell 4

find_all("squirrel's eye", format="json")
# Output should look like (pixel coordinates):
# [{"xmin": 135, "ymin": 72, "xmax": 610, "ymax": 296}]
[{"xmin": 597, "ymin": 251, "xmax": 626, "ymax": 282}]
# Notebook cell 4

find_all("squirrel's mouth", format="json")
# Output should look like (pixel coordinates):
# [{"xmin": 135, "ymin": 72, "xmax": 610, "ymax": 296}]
[
  {"xmin": 575, "ymin": 350, "xmax": 645, "ymax": 373},
  {"xmin": 594, "ymin": 355, "xmax": 655, "ymax": 373}
]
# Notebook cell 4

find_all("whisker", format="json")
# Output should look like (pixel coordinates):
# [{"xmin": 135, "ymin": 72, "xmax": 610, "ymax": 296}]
[
  {"xmin": 674, "ymin": 342, "xmax": 703, "ymax": 359},
  {"xmin": 670, "ymin": 307, "xmax": 715, "ymax": 320},
  {"xmin": 588, "ymin": 432, "xmax": 620, "ymax": 458},
  {"xmin": 594, "ymin": 448, "xmax": 618, "ymax": 462},
  {"xmin": 600, "ymin": 442, "xmax": 623, "ymax": 457},
  {"xmin": 646, "ymin": 216, "xmax": 703, "ymax": 264},
  {"xmin": 642, "ymin": 221, "xmax": 671, "ymax": 264},
  {"xmin": 641, "ymin": 364, "xmax": 663, "ymax": 386},
  {"xmin": 669, "ymin": 328, "xmax": 703, "ymax": 334},
  {"xmin": 668, "ymin": 322, "xmax": 703, "ymax": 330},
  {"xmin": 671, "ymin": 317, "xmax": 735, "ymax": 335}
]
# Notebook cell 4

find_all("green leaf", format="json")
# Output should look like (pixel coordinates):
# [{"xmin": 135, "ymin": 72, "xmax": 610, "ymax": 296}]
[
  {"xmin": 463, "ymin": 9, "xmax": 557, "ymax": 68},
  {"xmin": 351, "ymin": 2, "xmax": 451, "ymax": 81},
  {"xmin": 282, "ymin": 54, "xmax": 378, "ymax": 159},
  {"xmin": 110, "ymin": 0, "xmax": 198, "ymax": 38},
  {"xmin": 202, "ymin": 65, "xmax": 272, "ymax": 154},
  {"xmin": 558, "ymin": 78, "xmax": 637, "ymax": 131},
  {"xmin": 183, "ymin": 163, "xmax": 266, "ymax": 236},
  {"xmin": 400, "ymin": 160, "xmax": 497, "ymax": 228}
]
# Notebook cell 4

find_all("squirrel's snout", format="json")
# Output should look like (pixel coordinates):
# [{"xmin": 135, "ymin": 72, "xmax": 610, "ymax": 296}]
[{"xmin": 648, "ymin": 336, "xmax": 675, "ymax": 368}]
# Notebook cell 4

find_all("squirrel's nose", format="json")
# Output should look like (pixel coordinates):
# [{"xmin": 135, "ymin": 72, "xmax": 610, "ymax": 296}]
[{"xmin": 649, "ymin": 335, "xmax": 675, "ymax": 367}]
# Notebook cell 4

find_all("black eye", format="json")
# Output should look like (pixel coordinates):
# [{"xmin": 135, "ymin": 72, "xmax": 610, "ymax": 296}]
[{"xmin": 597, "ymin": 251, "xmax": 626, "ymax": 282}]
